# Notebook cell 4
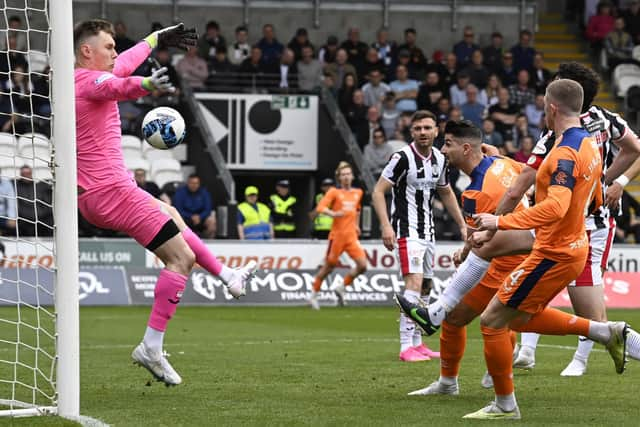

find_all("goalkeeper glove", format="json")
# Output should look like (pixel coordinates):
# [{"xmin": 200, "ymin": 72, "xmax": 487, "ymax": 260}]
[
  {"xmin": 141, "ymin": 67, "xmax": 175, "ymax": 93},
  {"xmin": 144, "ymin": 23, "xmax": 198, "ymax": 51}
]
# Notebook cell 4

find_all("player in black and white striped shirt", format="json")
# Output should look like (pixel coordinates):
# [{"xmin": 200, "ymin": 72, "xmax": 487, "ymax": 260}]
[{"xmin": 372, "ymin": 110, "xmax": 466, "ymax": 362}]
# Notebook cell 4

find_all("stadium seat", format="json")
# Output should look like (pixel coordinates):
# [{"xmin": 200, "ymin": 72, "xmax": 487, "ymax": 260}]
[
  {"xmin": 17, "ymin": 133, "xmax": 49, "ymax": 156},
  {"xmin": 387, "ymin": 139, "xmax": 408, "ymax": 151},
  {"xmin": 144, "ymin": 148, "xmax": 176, "ymax": 162},
  {"xmin": 124, "ymin": 157, "xmax": 150, "ymax": 174},
  {"xmin": 616, "ymin": 75, "xmax": 640, "ymax": 98},
  {"xmin": 33, "ymin": 165, "xmax": 53, "ymax": 181},
  {"xmin": 0, "ymin": 132, "xmax": 16, "ymax": 156},
  {"xmin": 151, "ymin": 158, "xmax": 182, "ymax": 188},
  {"xmin": 121, "ymin": 134, "xmax": 143, "ymax": 158},
  {"xmin": 613, "ymin": 63, "xmax": 640, "ymax": 82},
  {"xmin": 18, "ymin": 137, "xmax": 51, "ymax": 160},
  {"xmin": 613, "ymin": 64, "xmax": 640, "ymax": 97},
  {"xmin": 633, "ymin": 45, "xmax": 640, "ymax": 63},
  {"xmin": 171, "ymin": 53, "xmax": 184, "ymax": 67},
  {"xmin": 160, "ymin": 180, "xmax": 183, "ymax": 200},
  {"xmin": 28, "ymin": 50, "xmax": 49, "ymax": 73}
]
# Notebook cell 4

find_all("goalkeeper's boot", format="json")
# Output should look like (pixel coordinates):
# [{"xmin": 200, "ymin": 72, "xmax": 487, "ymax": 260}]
[
  {"xmin": 408, "ymin": 380, "xmax": 459, "ymax": 396},
  {"xmin": 513, "ymin": 345, "xmax": 536, "ymax": 370},
  {"xmin": 394, "ymin": 293, "xmax": 440, "ymax": 336},
  {"xmin": 334, "ymin": 283, "xmax": 346, "ymax": 307},
  {"xmin": 227, "ymin": 260, "xmax": 257, "ymax": 298},
  {"xmin": 605, "ymin": 321, "xmax": 629, "ymax": 374},
  {"xmin": 463, "ymin": 401, "xmax": 521, "ymax": 420},
  {"xmin": 132, "ymin": 342, "xmax": 182, "ymax": 386}
]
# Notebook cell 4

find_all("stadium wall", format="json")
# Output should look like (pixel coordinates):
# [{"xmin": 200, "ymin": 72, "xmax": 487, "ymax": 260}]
[{"xmin": 1, "ymin": 238, "xmax": 639, "ymax": 308}]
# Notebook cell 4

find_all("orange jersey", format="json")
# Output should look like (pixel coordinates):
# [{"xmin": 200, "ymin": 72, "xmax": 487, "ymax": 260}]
[
  {"xmin": 462, "ymin": 156, "xmax": 528, "ymax": 281},
  {"xmin": 316, "ymin": 186, "xmax": 363, "ymax": 239},
  {"xmin": 499, "ymin": 127, "xmax": 603, "ymax": 261}
]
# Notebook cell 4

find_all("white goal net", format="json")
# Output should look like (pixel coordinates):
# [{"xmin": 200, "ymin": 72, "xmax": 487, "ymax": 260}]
[{"xmin": 0, "ymin": 0, "xmax": 78, "ymax": 418}]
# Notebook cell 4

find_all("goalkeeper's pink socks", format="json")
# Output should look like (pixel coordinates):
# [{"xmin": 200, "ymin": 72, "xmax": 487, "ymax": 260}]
[
  {"xmin": 146, "ymin": 268, "xmax": 187, "ymax": 351},
  {"xmin": 182, "ymin": 228, "xmax": 233, "ymax": 283}
]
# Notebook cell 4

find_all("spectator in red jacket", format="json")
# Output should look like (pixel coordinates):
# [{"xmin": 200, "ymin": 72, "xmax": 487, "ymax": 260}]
[{"xmin": 585, "ymin": 1, "xmax": 615, "ymax": 50}]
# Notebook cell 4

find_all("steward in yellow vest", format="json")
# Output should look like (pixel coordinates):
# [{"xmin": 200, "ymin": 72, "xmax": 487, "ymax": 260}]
[
  {"xmin": 269, "ymin": 179, "xmax": 297, "ymax": 238},
  {"xmin": 237, "ymin": 186, "xmax": 273, "ymax": 240},
  {"xmin": 311, "ymin": 178, "xmax": 335, "ymax": 239}
]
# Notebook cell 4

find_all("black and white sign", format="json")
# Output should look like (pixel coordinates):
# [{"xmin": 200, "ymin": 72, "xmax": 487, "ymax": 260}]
[{"xmin": 195, "ymin": 93, "xmax": 318, "ymax": 170}]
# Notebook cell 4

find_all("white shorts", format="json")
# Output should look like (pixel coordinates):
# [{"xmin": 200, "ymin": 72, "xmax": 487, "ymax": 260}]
[
  {"xmin": 395, "ymin": 237, "xmax": 435, "ymax": 277},
  {"xmin": 568, "ymin": 224, "xmax": 615, "ymax": 287}
]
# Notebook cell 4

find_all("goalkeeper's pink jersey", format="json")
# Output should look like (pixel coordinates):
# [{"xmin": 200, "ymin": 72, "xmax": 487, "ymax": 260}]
[{"xmin": 74, "ymin": 42, "xmax": 150, "ymax": 191}]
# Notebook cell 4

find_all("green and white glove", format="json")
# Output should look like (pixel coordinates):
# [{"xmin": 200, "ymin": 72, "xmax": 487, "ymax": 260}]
[
  {"xmin": 141, "ymin": 67, "xmax": 175, "ymax": 93},
  {"xmin": 144, "ymin": 23, "xmax": 198, "ymax": 51}
]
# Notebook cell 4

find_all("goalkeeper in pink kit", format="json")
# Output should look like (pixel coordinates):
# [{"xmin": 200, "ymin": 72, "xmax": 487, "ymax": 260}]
[{"xmin": 74, "ymin": 20, "xmax": 256, "ymax": 386}]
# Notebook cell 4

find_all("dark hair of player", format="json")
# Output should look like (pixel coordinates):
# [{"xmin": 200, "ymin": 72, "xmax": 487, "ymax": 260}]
[
  {"xmin": 444, "ymin": 120, "xmax": 483, "ymax": 143},
  {"xmin": 410, "ymin": 110, "xmax": 437, "ymax": 124},
  {"xmin": 555, "ymin": 62, "xmax": 599, "ymax": 113},
  {"xmin": 74, "ymin": 19, "xmax": 114, "ymax": 52}
]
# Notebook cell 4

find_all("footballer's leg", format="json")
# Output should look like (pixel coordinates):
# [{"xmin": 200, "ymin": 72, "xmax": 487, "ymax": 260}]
[
  {"xmin": 309, "ymin": 239, "xmax": 344, "ymax": 310},
  {"xmin": 402, "ymin": 230, "xmax": 534, "ymax": 335},
  {"xmin": 155, "ymin": 200, "xmax": 256, "ymax": 298},
  {"xmin": 412, "ymin": 242, "xmax": 440, "ymax": 358},
  {"xmin": 334, "ymin": 240, "xmax": 367, "ymax": 306}
]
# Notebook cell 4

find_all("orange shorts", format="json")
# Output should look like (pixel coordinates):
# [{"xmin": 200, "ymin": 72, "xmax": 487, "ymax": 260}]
[
  {"xmin": 497, "ymin": 249, "xmax": 587, "ymax": 314},
  {"xmin": 325, "ymin": 237, "xmax": 366, "ymax": 265},
  {"xmin": 461, "ymin": 281, "xmax": 498, "ymax": 315}
]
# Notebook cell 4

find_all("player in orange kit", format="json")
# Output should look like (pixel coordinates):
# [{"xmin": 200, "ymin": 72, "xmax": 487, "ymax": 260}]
[
  {"xmin": 308, "ymin": 161, "xmax": 367, "ymax": 310},
  {"xmin": 406, "ymin": 120, "xmax": 528, "ymax": 395}
]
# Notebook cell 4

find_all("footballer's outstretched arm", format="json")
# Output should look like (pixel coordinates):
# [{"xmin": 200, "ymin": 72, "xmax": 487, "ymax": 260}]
[
  {"xmin": 604, "ymin": 129, "xmax": 640, "ymax": 186},
  {"xmin": 605, "ymin": 154, "xmax": 640, "ymax": 208}
]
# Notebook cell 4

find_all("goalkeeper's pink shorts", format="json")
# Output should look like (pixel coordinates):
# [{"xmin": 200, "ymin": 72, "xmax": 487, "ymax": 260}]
[{"xmin": 78, "ymin": 182, "xmax": 171, "ymax": 247}]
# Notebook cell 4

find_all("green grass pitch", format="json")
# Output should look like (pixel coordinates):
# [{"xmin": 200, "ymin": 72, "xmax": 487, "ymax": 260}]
[{"xmin": 1, "ymin": 306, "xmax": 640, "ymax": 426}]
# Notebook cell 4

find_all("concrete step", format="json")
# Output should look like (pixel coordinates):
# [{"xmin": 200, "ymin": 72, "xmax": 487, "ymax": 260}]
[
  {"xmin": 545, "ymin": 60, "xmax": 594, "ymax": 71},
  {"xmin": 536, "ymin": 42, "xmax": 583, "ymax": 52},
  {"xmin": 535, "ymin": 33, "xmax": 577, "ymax": 41},
  {"xmin": 538, "ymin": 23, "xmax": 570, "ymax": 33},
  {"xmin": 544, "ymin": 51, "xmax": 589, "ymax": 61},
  {"xmin": 596, "ymin": 100, "xmax": 620, "ymax": 111}
]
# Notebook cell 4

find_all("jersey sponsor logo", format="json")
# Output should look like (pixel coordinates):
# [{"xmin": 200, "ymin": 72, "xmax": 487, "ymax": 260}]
[
  {"xmin": 527, "ymin": 155, "xmax": 537, "ymax": 165},
  {"xmin": 94, "ymin": 73, "xmax": 114, "ymax": 85}
]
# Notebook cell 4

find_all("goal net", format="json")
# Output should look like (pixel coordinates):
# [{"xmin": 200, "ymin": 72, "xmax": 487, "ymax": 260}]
[{"xmin": 0, "ymin": 0, "xmax": 78, "ymax": 418}]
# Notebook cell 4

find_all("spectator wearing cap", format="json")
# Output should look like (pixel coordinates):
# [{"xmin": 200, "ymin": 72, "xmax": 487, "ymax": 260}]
[
  {"xmin": 482, "ymin": 32, "xmax": 504, "ymax": 73},
  {"xmin": 238, "ymin": 186, "xmax": 273, "ymax": 240},
  {"xmin": 453, "ymin": 26, "xmax": 480, "ymax": 67},
  {"xmin": 174, "ymin": 174, "xmax": 217, "ymax": 238},
  {"xmin": 229, "ymin": 25, "xmax": 250, "ymax": 66},
  {"xmin": 257, "ymin": 24, "xmax": 284, "ymax": 67},
  {"xmin": 363, "ymin": 127, "xmax": 394, "ymax": 179},
  {"xmin": 318, "ymin": 35, "xmax": 339, "ymax": 64},
  {"xmin": 510, "ymin": 29, "xmax": 536, "ymax": 71},
  {"xmin": 197, "ymin": 20, "xmax": 227, "ymax": 61},
  {"xmin": 372, "ymin": 28, "xmax": 396, "ymax": 68},
  {"xmin": 269, "ymin": 180, "xmax": 298, "ymax": 238},
  {"xmin": 310, "ymin": 178, "xmax": 335, "ymax": 239},
  {"xmin": 288, "ymin": 28, "xmax": 314, "ymax": 62},
  {"xmin": 389, "ymin": 64, "xmax": 419, "ymax": 112}
]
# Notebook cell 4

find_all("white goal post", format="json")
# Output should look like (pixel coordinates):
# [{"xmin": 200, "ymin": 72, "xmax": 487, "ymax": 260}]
[{"xmin": 0, "ymin": 0, "xmax": 78, "ymax": 418}]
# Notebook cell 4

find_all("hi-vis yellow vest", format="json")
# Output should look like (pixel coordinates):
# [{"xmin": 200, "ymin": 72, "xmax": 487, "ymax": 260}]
[
  {"xmin": 238, "ymin": 202, "xmax": 271, "ymax": 239},
  {"xmin": 313, "ymin": 192, "xmax": 333, "ymax": 231},
  {"xmin": 270, "ymin": 194, "xmax": 296, "ymax": 231}
]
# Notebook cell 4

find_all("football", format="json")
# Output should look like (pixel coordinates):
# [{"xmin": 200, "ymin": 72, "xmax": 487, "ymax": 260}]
[{"xmin": 141, "ymin": 106, "xmax": 186, "ymax": 149}]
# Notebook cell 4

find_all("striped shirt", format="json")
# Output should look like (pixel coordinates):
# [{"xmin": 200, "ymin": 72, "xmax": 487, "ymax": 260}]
[
  {"xmin": 381, "ymin": 142, "xmax": 449, "ymax": 241},
  {"xmin": 527, "ymin": 105, "xmax": 636, "ymax": 230}
]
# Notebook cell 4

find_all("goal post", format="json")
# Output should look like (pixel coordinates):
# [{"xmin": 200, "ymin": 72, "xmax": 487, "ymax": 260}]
[
  {"xmin": 0, "ymin": 0, "xmax": 79, "ymax": 418},
  {"xmin": 51, "ymin": 0, "xmax": 79, "ymax": 418}
]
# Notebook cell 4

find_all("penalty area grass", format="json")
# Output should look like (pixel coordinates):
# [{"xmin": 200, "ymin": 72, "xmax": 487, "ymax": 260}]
[{"xmin": 0, "ymin": 306, "xmax": 639, "ymax": 426}]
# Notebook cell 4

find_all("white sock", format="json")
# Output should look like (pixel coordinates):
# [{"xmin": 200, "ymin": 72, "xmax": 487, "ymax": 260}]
[
  {"xmin": 411, "ymin": 293, "xmax": 430, "ymax": 346},
  {"xmin": 574, "ymin": 336, "xmax": 594, "ymax": 362},
  {"xmin": 496, "ymin": 393, "xmax": 518, "ymax": 412},
  {"xmin": 439, "ymin": 252, "xmax": 490, "ymax": 313},
  {"xmin": 626, "ymin": 329, "xmax": 640, "ymax": 360},
  {"xmin": 400, "ymin": 289, "xmax": 421, "ymax": 352},
  {"xmin": 143, "ymin": 326, "xmax": 164, "ymax": 354},
  {"xmin": 439, "ymin": 375, "xmax": 458, "ymax": 386},
  {"xmin": 587, "ymin": 321, "xmax": 611, "ymax": 344},
  {"xmin": 521, "ymin": 332, "xmax": 540, "ymax": 350},
  {"xmin": 219, "ymin": 265, "xmax": 234, "ymax": 284}
]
